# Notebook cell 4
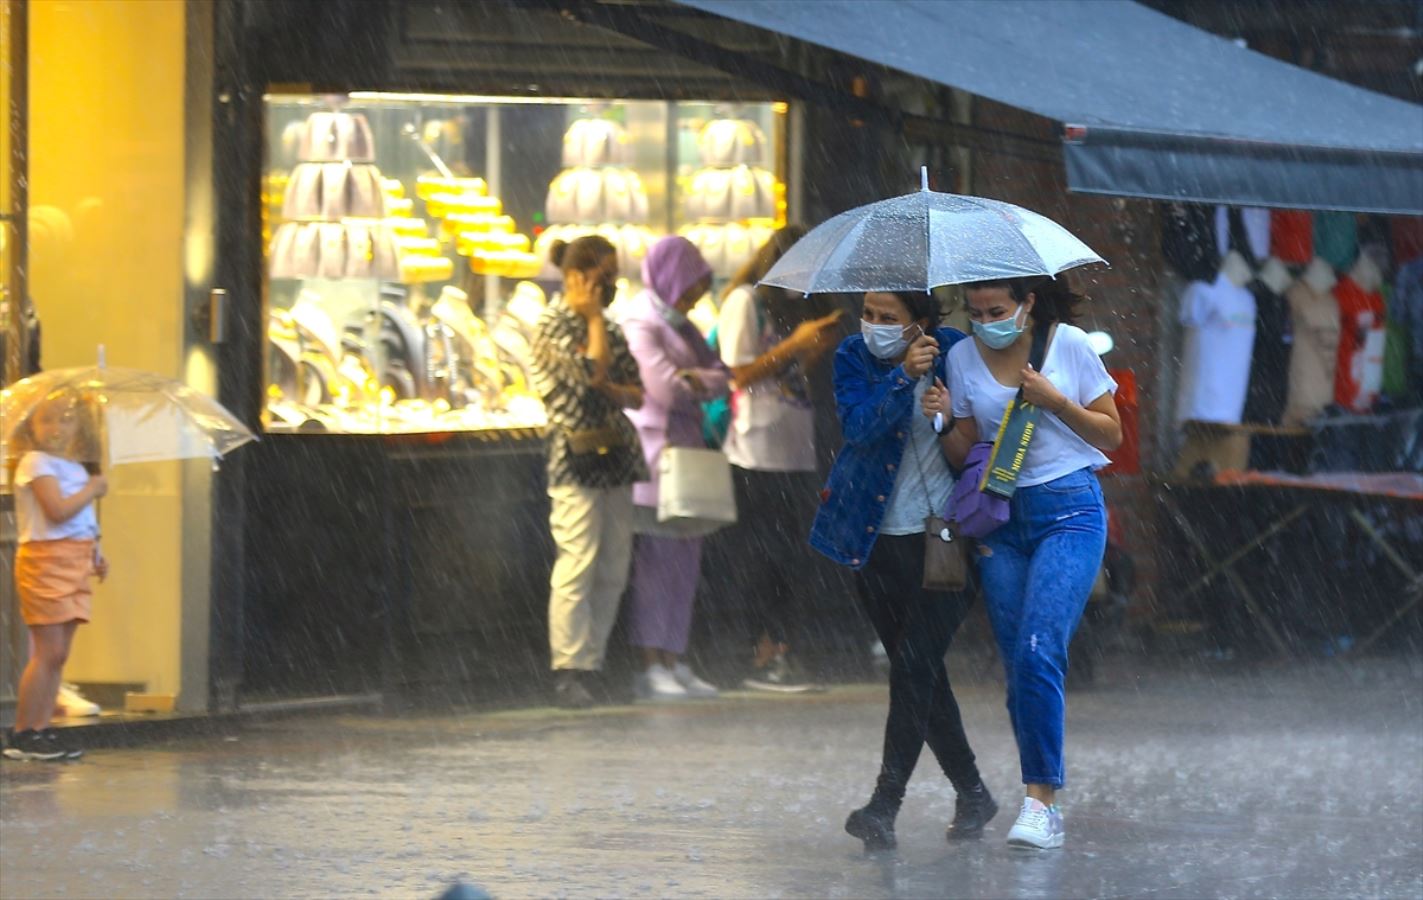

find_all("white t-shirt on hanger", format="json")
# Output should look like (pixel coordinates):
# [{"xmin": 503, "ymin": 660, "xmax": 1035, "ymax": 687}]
[{"xmin": 1175, "ymin": 275, "xmax": 1257, "ymax": 424}]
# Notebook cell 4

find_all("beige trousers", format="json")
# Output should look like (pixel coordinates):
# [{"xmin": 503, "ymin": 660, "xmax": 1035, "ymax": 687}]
[{"xmin": 547, "ymin": 482, "xmax": 634, "ymax": 671}]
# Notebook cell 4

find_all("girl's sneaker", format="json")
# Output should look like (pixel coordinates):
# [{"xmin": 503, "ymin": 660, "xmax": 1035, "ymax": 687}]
[
  {"xmin": 1006, "ymin": 797, "xmax": 1064, "ymax": 849},
  {"xmin": 2, "ymin": 729, "xmax": 66, "ymax": 762},
  {"xmin": 41, "ymin": 728, "xmax": 85, "ymax": 760}
]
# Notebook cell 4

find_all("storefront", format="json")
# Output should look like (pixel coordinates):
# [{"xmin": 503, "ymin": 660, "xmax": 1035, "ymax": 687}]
[
  {"xmin": 2, "ymin": 0, "xmax": 217, "ymax": 714},
  {"xmin": 195, "ymin": 0, "xmax": 891, "ymax": 704}
]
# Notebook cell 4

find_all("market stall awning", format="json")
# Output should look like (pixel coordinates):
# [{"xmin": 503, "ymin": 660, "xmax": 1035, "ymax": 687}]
[{"xmin": 676, "ymin": 0, "xmax": 1423, "ymax": 214}]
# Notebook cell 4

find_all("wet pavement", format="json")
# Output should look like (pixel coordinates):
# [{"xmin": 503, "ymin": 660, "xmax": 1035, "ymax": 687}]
[{"xmin": 2, "ymin": 657, "xmax": 1421, "ymax": 899}]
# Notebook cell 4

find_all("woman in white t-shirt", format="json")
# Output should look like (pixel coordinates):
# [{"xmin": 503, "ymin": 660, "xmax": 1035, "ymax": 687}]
[
  {"xmin": 924, "ymin": 275, "xmax": 1122, "ymax": 851},
  {"xmin": 708, "ymin": 226, "xmax": 843, "ymax": 691}
]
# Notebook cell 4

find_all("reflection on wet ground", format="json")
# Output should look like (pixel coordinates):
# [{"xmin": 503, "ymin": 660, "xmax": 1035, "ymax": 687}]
[{"xmin": 3, "ymin": 658, "xmax": 1421, "ymax": 899}]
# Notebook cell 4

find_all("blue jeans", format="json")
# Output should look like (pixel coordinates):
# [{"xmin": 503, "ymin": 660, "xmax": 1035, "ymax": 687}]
[{"xmin": 976, "ymin": 468, "xmax": 1106, "ymax": 788}]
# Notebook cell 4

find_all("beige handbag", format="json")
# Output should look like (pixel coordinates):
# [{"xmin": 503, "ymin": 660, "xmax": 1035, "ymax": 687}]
[{"xmin": 656, "ymin": 444, "xmax": 737, "ymax": 537}]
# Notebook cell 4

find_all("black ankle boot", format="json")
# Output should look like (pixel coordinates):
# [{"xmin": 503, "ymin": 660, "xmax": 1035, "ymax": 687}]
[
  {"xmin": 946, "ymin": 782, "xmax": 999, "ymax": 841},
  {"xmin": 845, "ymin": 802, "xmax": 897, "ymax": 851}
]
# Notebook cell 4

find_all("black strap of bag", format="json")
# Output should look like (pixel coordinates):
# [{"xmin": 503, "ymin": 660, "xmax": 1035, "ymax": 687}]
[{"xmin": 1021, "ymin": 321, "xmax": 1050, "ymax": 400}]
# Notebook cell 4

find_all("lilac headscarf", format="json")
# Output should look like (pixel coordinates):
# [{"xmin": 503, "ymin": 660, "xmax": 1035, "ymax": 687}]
[{"xmin": 642, "ymin": 236, "xmax": 712, "ymax": 309}]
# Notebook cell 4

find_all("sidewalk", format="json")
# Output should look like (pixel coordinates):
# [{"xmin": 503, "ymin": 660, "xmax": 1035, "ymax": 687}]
[{"xmin": 4, "ymin": 656, "xmax": 1420, "ymax": 899}]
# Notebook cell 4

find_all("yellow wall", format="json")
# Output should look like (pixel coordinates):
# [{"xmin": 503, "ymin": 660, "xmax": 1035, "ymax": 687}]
[{"xmin": 29, "ymin": 0, "xmax": 187, "ymax": 697}]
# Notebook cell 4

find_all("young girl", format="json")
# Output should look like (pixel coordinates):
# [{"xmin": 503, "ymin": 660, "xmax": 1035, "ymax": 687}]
[{"xmin": 4, "ymin": 390, "xmax": 107, "ymax": 761}]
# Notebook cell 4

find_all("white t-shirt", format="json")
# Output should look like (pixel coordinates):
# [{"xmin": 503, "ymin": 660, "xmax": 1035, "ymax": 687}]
[
  {"xmin": 880, "ymin": 377, "xmax": 956, "ymax": 535},
  {"xmin": 13, "ymin": 451, "xmax": 100, "ymax": 543},
  {"xmin": 1175, "ymin": 275, "xmax": 1257, "ymax": 424},
  {"xmin": 948, "ymin": 324, "xmax": 1117, "ymax": 488},
  {"xmin": 716, "ymin": 285, "xmax": 816, "ymax": 472}
]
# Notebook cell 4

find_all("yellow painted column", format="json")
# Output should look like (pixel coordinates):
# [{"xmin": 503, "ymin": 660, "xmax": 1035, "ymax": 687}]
[{"xmin": 29, "ymin": 0, "xmax": 187, "ymax": 700}]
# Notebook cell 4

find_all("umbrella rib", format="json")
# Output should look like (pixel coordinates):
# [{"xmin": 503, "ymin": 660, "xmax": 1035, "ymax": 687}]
[{"xmin": 955, "ymin": 196, "xmax": 1054, "ymax": 275}]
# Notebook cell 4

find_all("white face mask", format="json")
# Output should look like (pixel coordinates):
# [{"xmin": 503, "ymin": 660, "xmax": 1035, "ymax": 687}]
[{"xmin": 861, "ymin": 320, "xmax": 916, "ymax": 360}]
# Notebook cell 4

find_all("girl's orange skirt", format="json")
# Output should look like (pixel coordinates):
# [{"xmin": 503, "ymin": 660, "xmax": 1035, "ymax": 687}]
[{"xmin": 15, "ymin": 539, "xmax": 95, "ymax": 626}]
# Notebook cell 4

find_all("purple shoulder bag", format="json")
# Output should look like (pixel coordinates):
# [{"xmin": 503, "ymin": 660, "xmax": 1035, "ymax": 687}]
[{"xmin": 946, "ymin": 441, "xmax": 1009, "ymax": 538}]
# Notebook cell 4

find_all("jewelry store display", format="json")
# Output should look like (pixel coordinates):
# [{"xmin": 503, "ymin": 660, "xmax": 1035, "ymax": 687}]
[{"xmin": 261, "ymin": 95, "xmax": 787, "ymax": 437}]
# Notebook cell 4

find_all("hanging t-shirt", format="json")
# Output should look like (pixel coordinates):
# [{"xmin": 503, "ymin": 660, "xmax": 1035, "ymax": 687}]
[
  {"xmin": 1161, "ymin": 202, "xmax": 1220, "ymax": 283},
  {"xmin": 1282, "ymin": 279, "xmax": 1341, "ymax": 426},
  {"xmin": 1333, "ymin": 274, "xmax": 1386, "ymax": 413},
  {"xmin": 13, "ymin": 451, "xmax": 100, "ymax": 544},
  {"xmin": 1314, "ymin": 212, "xmax": 1359, "ymax": 273},
  {"xmin": 1270, "ymin": 209, "xmax": 1314, "ymax": 265},
  {"xmin": 1242, "ymin": 278, "xmax": 1292, "ymax": 425},
  {"xmin": 947, "ymin": 324, "xmax": 1117, "ymax": 488},
  {"xmin": 1394, "ymin": 260, "xmax": 1423, "ymax": 396},
  {"xmin": 1214, "ymin": 206, "xmax": 1271, "ymax": 263},
  {"xmin": 717, "ymin": 285, "xmax": 816, "ymax": 472},
  {"xmin": 1175, "ymin": 275, "xmax": 1257, "ymax": 425}
]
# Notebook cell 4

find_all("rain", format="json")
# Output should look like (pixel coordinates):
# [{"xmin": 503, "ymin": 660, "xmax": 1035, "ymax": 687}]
[{"xmin": 2, "ymin": 1, "xmax": 1421, "ymax": 898}]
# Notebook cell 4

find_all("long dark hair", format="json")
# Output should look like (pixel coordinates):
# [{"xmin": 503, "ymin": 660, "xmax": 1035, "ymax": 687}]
[
  {"xmin": 722, "ymin": 224, "xmax": 808, "ymax": 300},
  {"xmin": 964, "ymin": 275, "xmax": 1082, "ymax": 327},
  {"xmin": 550, "ymin": 234, "xmax": 616, "ymax": 274}
]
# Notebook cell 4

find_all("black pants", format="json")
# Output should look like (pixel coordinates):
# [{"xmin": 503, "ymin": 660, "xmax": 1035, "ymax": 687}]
[
  {"xmin": 857, "ymin": 533, "xmax": 981, "ymax": 808},
  {"xmin": 705, "ymin": 466, "xmax": 821, "ymax": 647}
]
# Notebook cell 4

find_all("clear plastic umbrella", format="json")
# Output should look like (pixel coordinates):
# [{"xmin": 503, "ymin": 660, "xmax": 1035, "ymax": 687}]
[
  {"xmin": 761, "ymin": 168, "xmax": 1105, "ymax": 294},
  {"xmin": 1, "ymin": 349, "xmax": 256, "ymax": 471}
]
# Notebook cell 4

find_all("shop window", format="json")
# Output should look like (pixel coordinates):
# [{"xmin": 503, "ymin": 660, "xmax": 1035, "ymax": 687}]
[{"xmin": 263, "ymin": 93, "xmax": 787, "ymax": 435}]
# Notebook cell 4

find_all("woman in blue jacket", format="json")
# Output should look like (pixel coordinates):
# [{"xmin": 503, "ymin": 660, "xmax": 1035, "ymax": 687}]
[{"xmin": 810, "ymin": 290, "xmax": 997, "ymax": 852}]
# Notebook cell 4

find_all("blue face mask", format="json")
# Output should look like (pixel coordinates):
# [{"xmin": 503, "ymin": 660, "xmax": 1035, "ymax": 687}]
[
  {"xmin": 861, "ymin": 320, "xmax": 912, "ymax": 359},
  {"xmin": 972, "ymin": 304, "xmax": 1026, "ymax": 350}
]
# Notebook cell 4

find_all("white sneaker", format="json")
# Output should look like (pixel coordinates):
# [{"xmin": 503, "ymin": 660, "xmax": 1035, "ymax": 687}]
[
  {"xmin": 55, "ymin": 683, "xmax": 100, "ymax": 717},
  {"xmin": 634, "ymin": 664, "xmax": 688, "ymax": 701},
  {"xmin": 671, "ymin": 662, "xmax": 718, "ymax": 698},
  {"xmin": 1006, "ymin": 797, "xmax": 1064, "ymax": 849}
]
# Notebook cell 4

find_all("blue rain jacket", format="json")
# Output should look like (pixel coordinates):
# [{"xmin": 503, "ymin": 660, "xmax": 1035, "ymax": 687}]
[{"xmin": 809, "ymin": 326, "xmax": 967, "ymax": 569}]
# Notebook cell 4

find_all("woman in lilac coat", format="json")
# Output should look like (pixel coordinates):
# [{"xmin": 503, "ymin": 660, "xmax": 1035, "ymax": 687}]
[{"xmin": 621, "ymin": 236, "xmax": 730, "ymax": 701}]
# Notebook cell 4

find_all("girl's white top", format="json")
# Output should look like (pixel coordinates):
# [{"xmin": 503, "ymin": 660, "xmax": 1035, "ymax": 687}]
[
  {"xmin": 947, "ymin": 324, "xmax": 1118, "ymax": 488},
  {"xmin": 13, "ymin": 451, "xmax": 99, "ymax": 543}
]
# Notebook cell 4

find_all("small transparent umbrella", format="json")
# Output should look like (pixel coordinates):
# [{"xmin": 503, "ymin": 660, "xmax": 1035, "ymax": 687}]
[
  {"xmin": 1, "ymin": 349, "xmax": 256, "ymax": 472},
  {"xmin": 761, "ymin": 168, "xmax": 1105, "ymax": 294}
]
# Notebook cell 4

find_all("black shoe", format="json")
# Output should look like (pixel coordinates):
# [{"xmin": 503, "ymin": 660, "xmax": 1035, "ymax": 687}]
[
  {"xmin": 2, "ymin": 729, "xmax": 66, "ymax": 762},
  {"xmin": 552, "ymin": 670, "xmax": 595, "ymax": 710},
  {"xmin": 946, "ymin": 782, "xmax": 998, "ymax": 841},
  {"xmin": 845, "ymin": 803, "xmax": 897, "ymax": 851},
  {"xmin": 41, "ymin": 728, "xmax": 84, "ymax": 760},
  {"xmin": 742, "ymin": 653, "xmax": 824, "ymax": 694}
]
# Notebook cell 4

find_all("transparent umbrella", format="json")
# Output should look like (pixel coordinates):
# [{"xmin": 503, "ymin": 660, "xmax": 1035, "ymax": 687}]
[
  {"xmin": 761, "ymin": 168, "xmax": 1105, "ymax": 294},
  {"xmin": 1, "ymin": 349, "xmax": 256, "ymax": 471}
]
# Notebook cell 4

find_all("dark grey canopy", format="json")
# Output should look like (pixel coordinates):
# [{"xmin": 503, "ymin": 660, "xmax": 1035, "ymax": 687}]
[{"xmin": 679, "ymin": 0, "xmax": 1423, "ymax": 214}]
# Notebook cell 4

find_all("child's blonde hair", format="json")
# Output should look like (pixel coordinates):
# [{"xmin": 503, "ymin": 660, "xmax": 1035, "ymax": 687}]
[{"xmin": 4, "ymin": 387, "xmax": 101, "ymax": 479}]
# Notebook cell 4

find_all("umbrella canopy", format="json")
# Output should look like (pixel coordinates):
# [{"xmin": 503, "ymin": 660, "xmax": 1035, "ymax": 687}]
[
  {"xmin": 761, "ymin": 171, "xmax": 1105, "ymax": 294},
  {"xmin": 1, "ymin": 364, "xmax": 256, "ymax": 470}
]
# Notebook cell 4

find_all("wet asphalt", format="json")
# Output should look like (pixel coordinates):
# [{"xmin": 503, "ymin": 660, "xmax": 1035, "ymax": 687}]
[{"xmin": 2, "ymin": 657, "xmax": 1421, "ymax": 900}]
